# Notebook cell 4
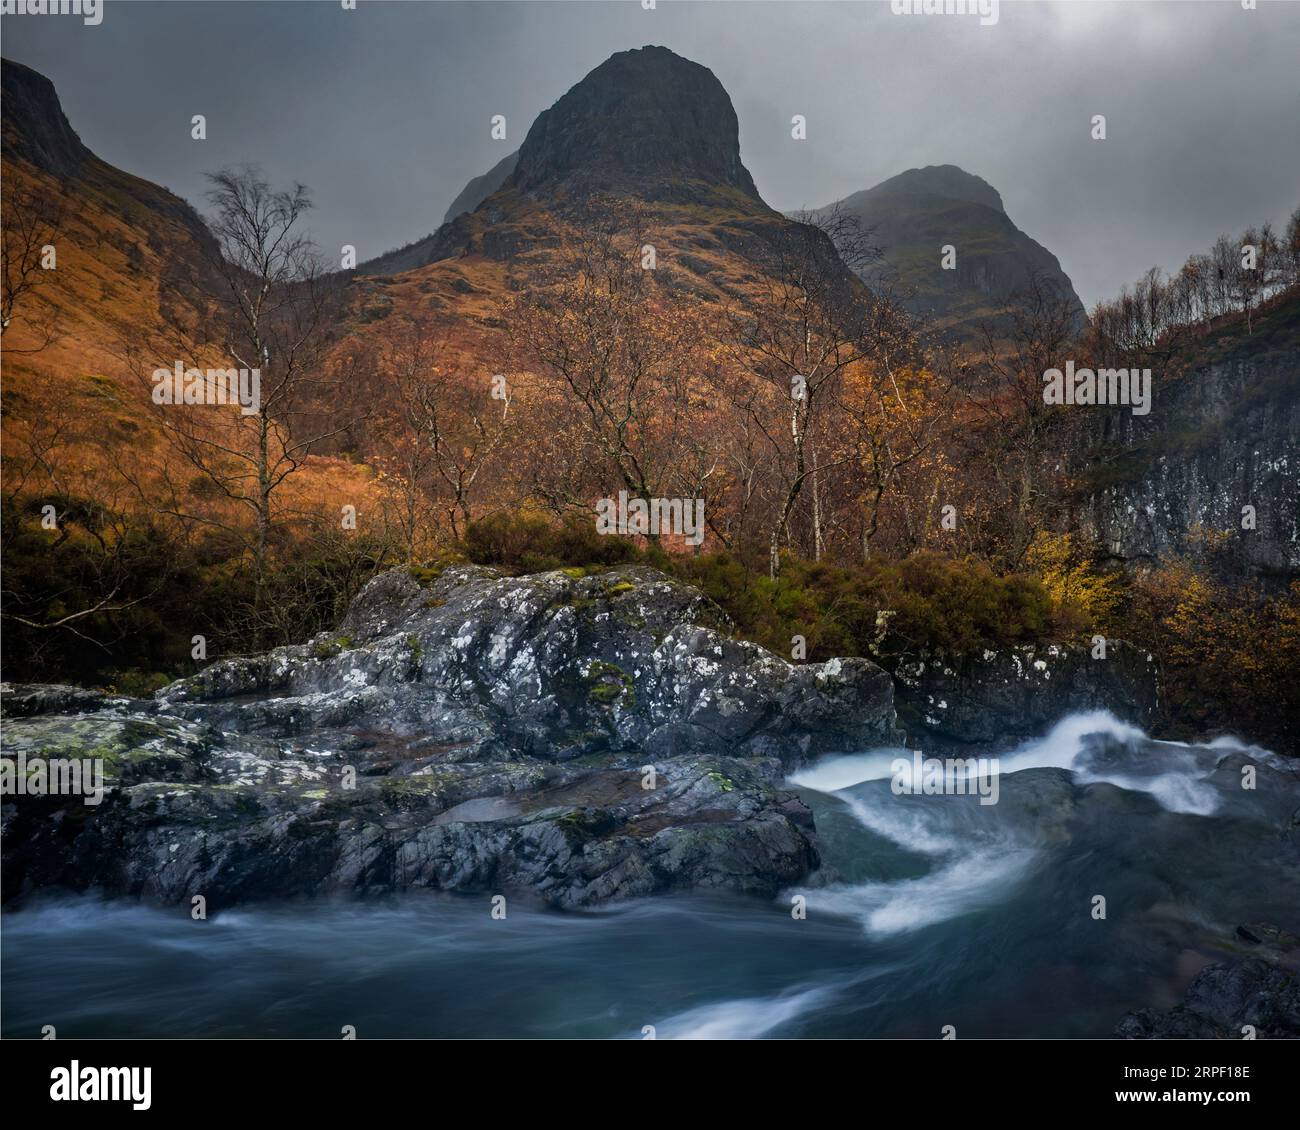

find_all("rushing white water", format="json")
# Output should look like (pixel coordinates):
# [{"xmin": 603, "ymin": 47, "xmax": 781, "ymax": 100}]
[
  {"xmin": 650, "ymin": 985, "xmax": 832, "ymax": 1040},
  {"xmin": 997, "ymin": 711, "xmax": 1223, "ymax": 815},
  {"xmin": 3, "ymin": 712, "xmax": 1296, "ymax": 1039},
  {"xmin": 793, "ymin": 763, "xmax": 1040, "ymax": 937},
  {"xmin": 810, "ymin": 845, "xmax": 1038, "ymax": 937},
  {"xmin": 788, "ymin": 711, "xmax": 1291, "ymax": 938},
  {"xmin": 793, "ymin": 710, "xmax": 1264, "ymax": 818},
  {"xmin": 787, "ymin": 749, "xmax": 906, "ymax": 792}
]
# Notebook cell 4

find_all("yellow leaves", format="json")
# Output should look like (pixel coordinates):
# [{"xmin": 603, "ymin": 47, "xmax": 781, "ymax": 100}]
[
  {"xmin": 1124, "ymin": 562, "xmax": 1300, "ymax": 745},
  {"xmin": 1025, "ymin": 530, "xmax": 1127, "ymax": 629}
]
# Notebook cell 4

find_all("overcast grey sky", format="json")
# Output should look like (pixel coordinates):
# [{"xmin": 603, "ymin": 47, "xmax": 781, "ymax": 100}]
[{"xmin": 4, "ymin": 0, "xmax": 1298, "ymax": 307}]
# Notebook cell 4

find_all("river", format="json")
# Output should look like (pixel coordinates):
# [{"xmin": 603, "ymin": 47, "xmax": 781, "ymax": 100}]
[{"xmin": 4, "ymin": 711, "xmax": 1297, "ymax": 1038}]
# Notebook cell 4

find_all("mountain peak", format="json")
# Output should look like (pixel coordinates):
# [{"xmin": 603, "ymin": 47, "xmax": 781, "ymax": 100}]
[
  {"xmin": 2, "ymin": 58, "xmax": 215, "ymax": 259},
  {"xmin": 859, "ymin": 164, "xmax": 1005, "ymax": 214},
  {"xmin": 508, "ymin": 46, "xmax": 760, "ymax": 203},
  {"xmin": 1, "ymin": 57, "xmax": 90, "ymax": 178},
  {"xmin": 817, "ymin": 164, "xmax": 1084, "ymax": 338}
]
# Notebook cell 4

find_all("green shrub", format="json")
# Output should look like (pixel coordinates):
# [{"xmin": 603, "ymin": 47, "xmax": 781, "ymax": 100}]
[
  {"xmin": 1, "ymin": 496, "xmax": 1062, "ymax": 697},
  {"xmin": 105, "ymin": 669, "xmax": 172, "ymax": 698},
  {"xmin": 463, "ymin": 511, "xmax": 642, "ymax": 573}
]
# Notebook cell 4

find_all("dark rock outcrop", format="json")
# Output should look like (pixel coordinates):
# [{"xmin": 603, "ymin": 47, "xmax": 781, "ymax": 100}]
[
  {"xmin": 892, "ymin": 641, "xmax": 1160, "ymax": 747},
  {"xmin": 508, "ymin": 46, "xmax": 760, "ymax": 205},
  {"xmin": 158, "ymin": 564, "xmax": 901, "ymax": 763},
  {"xmin": 2, "ymin": 58, "xmax": 218, "ymax": 258},
  {"xmin": 1117, "ymin": 924, "xmax": 1300, "ymax": 1039},
  {"xmin": 0, "ymin": 683, "xmax": 116, "ymax": 718},
  {"xmin": 358, "ymin": 46, "xmax": 786, "ymax": 278},
  {"xmin": 1, "ymin": 57, "xmax": 89, "ymax": 179},
  {"xmin": 1074, "ymin": 293, "xmax": 1300, "ymax": 584},
  {"xmin": 1, "ymin": 565, "xmax": 901, "ymax": 910}
]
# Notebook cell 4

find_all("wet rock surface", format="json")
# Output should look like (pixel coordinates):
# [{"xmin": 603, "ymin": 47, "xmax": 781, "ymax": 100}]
[
  {"xmin": 892, "ymin": 641, "xmax": 1160, "ymax": 747},
  {"xmin": 1, "ymin": 564, "xmax": 900, "ymax": 909},
  {"xmin": 1117, "ymin": 924, "xmax": 1300, "ymax": 1039}
]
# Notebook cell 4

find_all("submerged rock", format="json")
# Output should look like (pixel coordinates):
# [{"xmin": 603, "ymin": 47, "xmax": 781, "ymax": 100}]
[
  {"xmin": 1, "ymin": 564, "xmax": 900, "ymax": 910},
  {"xmin": 1116, "ymin": 924, "xmax": 1300, "ymax": 1039}
]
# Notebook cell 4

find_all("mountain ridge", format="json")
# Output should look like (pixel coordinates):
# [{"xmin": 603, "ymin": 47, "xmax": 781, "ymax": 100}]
[
  {"xmin": 362, "ymin": 45, "xmax": 774, "ymax": 278},
  {"xmin": 443, "ymin": 148, "xmax": 518, "ymax": 225},
  {"xmin": 2, "ymin": 57, "xmax": 216, "ymax": 251},
  {"xmin": 810, "ymin": 163, "xmax": 1087, "ymax": 338},
  {"xmin": 828, "ymin": 164, "xmax": 1007, "ymax": 216}
]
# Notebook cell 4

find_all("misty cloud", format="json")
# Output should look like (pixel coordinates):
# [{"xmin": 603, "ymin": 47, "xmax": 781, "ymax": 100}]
[{"xmin": 4, "ymin": 0, "xmax": 1296, "ymax": 306}]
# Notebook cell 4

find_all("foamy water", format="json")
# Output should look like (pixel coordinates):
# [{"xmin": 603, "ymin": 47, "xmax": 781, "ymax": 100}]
[{"xmin": 3, "ymin": 712, "xmax": 1296, "ymax": 1039}]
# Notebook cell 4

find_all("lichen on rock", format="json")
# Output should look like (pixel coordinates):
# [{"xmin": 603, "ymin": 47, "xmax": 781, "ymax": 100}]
[{"xmin": 2, "ymin": 564, "xmax": 900, "ymax": 909}]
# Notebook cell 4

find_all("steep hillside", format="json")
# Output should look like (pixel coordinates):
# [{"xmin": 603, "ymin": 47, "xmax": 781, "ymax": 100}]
[
  {"xmin": 1, "ymin": 59, "xmax": 216, "ymax": 375},
  {"xmin": 443, "ymin": 148, "xmax": 518, "ymax": 224},
  {"xmin": 355, "ymin": 46, "xmax": 850, "ymax": 303},
  {"xmin": 813, "ymin": 164, "xmax": 1087, "ymax": 339},
  {"xmin": 0, "ymin": 57, "xmax": 376, "ymax": 540},
  {"xmin": 1073, "ymin": 290, "xmax": 1300, "ymax": 582}
]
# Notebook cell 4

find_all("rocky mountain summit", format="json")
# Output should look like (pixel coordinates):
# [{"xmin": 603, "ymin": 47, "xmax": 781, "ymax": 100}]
[
  {"xmin": 507, "ymin": 45, "xmax": 760, "ymax": 204},
  {"xmin": 1, "ymin": 565, "xmax": 900, "ymax": 909},
  {"xmin": 361, "ymin": 45, "xmax": 785, "ymax": 277},
  {"xmin": 813, "ymin": 164, "xmax": 1087, "ymax": 339}
]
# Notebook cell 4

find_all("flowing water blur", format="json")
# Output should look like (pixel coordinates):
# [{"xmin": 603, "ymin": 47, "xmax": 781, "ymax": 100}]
[{"xmin": 4, "ymin": 712, "xmax": 1297, "ymax": 1038}]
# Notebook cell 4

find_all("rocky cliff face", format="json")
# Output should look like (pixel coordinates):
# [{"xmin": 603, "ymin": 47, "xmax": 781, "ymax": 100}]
[
  {"xmin": 360, "ymin": 45, "xmax": 787, "ymax": 279},
  {"xmin": 508, "ymin": 45, "xmax": 760, "ymax": 205},
  {"xmin": 1, "ymin": 565, "xmax": 901, "ymax": 909},
  {"xmin": 1, "ymin": 58, "xmax": 89, "ymax": 178},
  {"xmin": 812, "ymin": 164, "xmax": 1087, "ymax": 340},
  {"xmin": 1074, "ymin": 294, "xmax": 1300, "ymax": 583},
  {"xmin": 893, "ymin": 641, "xmax": 1160, "ymax": 747},
  {"xmin": 2, "ymin": 58, "xmax": 215, "ymax": 252}
]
